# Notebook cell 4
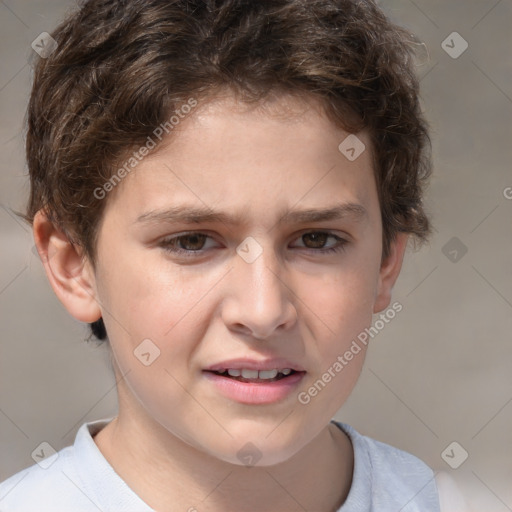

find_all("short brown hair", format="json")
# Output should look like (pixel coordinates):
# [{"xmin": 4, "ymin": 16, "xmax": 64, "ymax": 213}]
[{"xmin": 23, "ymin": 0, "xmax": 432, "ymax": 341}]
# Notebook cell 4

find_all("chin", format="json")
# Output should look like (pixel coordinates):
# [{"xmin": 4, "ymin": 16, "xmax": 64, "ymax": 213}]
[{"xmin": 204, "ymin": 429, "xmax": 306, "ymax": 468}]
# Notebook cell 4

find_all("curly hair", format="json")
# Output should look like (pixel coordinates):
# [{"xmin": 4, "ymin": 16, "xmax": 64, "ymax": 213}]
[{"xmin": 23, "ymin": 0, "xmax": 432, "ymax": 341}]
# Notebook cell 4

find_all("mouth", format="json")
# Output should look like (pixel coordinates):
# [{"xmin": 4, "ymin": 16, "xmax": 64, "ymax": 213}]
[
  {"xmin": 202, "ymin": 360, "xmax": 306, "ymax": 404},
  {"xmin": 205, "ymin": 368, "xmax": 301, "ymax": 383}
]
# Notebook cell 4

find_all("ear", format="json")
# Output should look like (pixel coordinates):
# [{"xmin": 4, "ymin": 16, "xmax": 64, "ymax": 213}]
[
  {"xmin": 373, "ymin": 232, "xmax": 409, "ymax": 313},
  {"xmin": 33, "ymin": 210, "xmax": 102, "ymax": 323}
]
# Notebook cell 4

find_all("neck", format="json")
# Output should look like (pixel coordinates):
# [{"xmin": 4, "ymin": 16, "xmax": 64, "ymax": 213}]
[{"xmin": 94, "ymin": 387, "xmax": 353, "ymax": 512}]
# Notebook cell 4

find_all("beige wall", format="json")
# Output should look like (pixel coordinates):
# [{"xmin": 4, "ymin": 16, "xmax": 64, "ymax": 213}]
[{"xmin": 1, "ymin": 1, "xmax": 511, "ymax": 510}]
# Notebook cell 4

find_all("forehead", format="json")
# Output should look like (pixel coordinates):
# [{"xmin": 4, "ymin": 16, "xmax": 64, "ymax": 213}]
[{"xmin": 102, "ymin": 92, "xmax": 377, "ymax": 227}]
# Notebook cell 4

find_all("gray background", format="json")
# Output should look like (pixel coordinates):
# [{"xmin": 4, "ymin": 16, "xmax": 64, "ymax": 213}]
[{"xmin": 1, "ymin": 1, "xmax": 511, "ymax": 510}]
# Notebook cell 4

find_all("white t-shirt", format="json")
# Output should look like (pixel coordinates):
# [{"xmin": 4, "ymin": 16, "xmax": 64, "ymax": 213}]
[{"xmin": 0, "ymin": 418, "xmax": 466, "ymax": 511}]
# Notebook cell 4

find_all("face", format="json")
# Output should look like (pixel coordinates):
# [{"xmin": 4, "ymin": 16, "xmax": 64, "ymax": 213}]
[{"xmin": 84, "ymin": 93, "xmax": 398, "ymax": 466}]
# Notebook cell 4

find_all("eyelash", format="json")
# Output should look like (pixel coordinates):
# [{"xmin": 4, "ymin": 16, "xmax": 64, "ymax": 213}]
[{"xmin": 158, "ymin": 231, "xmax": 349, "ymax": 258}]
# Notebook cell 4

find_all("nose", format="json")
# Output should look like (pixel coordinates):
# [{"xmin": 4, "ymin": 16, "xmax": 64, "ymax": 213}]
[{"xmin": 221, "ymin": 239, "xmax": 298, "ymax": 340}]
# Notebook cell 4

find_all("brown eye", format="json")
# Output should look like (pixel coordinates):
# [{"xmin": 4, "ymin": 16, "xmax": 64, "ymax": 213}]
[
  {"xmin": 160, "ymin": 232, "xmax": 215, "ymax": 256},
  {"xmin": 301, "ymin": 232, "xmax": 329, "ymax": 249},
  {"xmin": 174, "ymin": 234, "xmax": 208, "ymax": 251},
  {"xmin": 293, "ymin": 231, "xmax": 347, "ymax": 254}
]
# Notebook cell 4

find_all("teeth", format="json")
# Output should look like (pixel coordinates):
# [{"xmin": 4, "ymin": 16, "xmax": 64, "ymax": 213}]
[
  {"xmin": 223, "ymin": 368, "xmax": 294, "ymax": 379},
  {"xmin": 258, "ymin": 369, "xmax": 278, "ymax": 379},
  {"xmin": 241, "ymin": 369, "xmax": 259, "ymax": 379}
]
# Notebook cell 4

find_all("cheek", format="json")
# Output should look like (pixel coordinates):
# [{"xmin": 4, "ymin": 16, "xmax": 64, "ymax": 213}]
[
  {"xmin": 303, "ymin": 249, "xmax": 380, "ymax": 338},
  {"xmin": 295, "ymin": 246, "xmax": 380, "ymax": 403},
  {"xmin": 96, "ymin": 258, "xmax": 224, "ymax": 443},
  {"xmin": 95, "ymin": 254, "xmax": 225, "ymax": 405},
  {"xmin": 290, "ymin": 277, "xmax": 374, "ymax": 454},
  {"xmin": 97, "ymin": 247, "xmax": 218, "ymax": 340}
]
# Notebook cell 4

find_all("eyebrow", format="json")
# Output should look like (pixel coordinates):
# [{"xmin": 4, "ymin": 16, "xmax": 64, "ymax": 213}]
[{"xmin": 135, "ymin": 203, "xmax": 368, "ymax": 227}]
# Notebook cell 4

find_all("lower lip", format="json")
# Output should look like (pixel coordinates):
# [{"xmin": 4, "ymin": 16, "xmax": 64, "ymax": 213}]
[{"xmin": 203, "ymin": 371, "xmax": 305, "ymax": 404}]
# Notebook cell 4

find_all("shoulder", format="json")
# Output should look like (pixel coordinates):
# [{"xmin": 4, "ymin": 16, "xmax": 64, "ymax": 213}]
[
  {"xmin": 0, "ymin": 418, "xmax": 148, "ymax": 512},
  {"xmin": 333, "ymin": 421, "xmax": 441, "ymax": 512},
  {"xmin": 0, "ymin": 445, "xmax": 92, "ymax": 512},
  {"xmin": 349, "ymin": 424, "xmax": 434, "ymax": 479}
]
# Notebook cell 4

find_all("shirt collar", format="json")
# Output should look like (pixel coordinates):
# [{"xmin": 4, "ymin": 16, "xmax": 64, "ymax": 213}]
[
  {"xmin": 331, "ymin": 420, "xmax": 372, "ymax": 511},
  {"xmin": 72, "ymin": 417, "xmax": 155, "ymax": 511}
]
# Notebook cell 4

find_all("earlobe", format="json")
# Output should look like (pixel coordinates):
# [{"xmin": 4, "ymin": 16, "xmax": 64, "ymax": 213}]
[
  {"xmin": 33, "ymin": 210, "xmax": 102, "ymax": 323},
  {"xmin": 373, "ymin": 233, "xmax": 409, "ymax": 313}
]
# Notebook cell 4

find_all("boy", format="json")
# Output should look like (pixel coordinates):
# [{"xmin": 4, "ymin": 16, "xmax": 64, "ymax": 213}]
[{"xmin": 0, "ymin": 0, "xmax": 466, "ymax": 510}]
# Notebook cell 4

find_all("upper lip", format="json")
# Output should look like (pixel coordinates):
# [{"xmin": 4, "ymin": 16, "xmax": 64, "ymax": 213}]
[{"xmin": 204, "ymin": 358, "xmax": 306, "ymax": 372}]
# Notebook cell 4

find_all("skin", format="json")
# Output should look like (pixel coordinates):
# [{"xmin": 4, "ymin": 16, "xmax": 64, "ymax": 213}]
[{"xmin": 34, "ymin": 91, "xmax": 408, "ymax": 512}]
